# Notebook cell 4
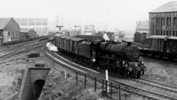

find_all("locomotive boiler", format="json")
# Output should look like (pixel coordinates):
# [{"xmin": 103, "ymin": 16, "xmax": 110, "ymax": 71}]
[{"xmin": 93, "ymin": 41, "xmax": 145, "ymax": 78}]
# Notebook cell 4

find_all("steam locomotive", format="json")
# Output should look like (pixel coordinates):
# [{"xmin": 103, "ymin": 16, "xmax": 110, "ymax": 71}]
[{"xmin": 51, "ymin": 35, "xmax": 146, "ymax": 78}]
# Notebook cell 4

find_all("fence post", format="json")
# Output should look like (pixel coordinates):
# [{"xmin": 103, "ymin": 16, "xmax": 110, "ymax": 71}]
[
  {"xmin": 76, "ymin": 72, "xmax": 78, "ymax": 85},
  {"xmin": 105, "ymin": 80, "xmax": 108, "ymax": 93},
  {"xmin": 119, "ymin": 84, "xmax": 121, "ymax": 100},
  {"xmin": 102, "ymin": 80, "xmax": 104, "ymax": 91},
  {"xmin": 110, "ymin": 82, "xmax": 112, "ymax": 96},
  {"xmin": 124, "ymin": 93, "xmax": 129, "ymax": 100},
  {"xmin": 84, "ymin": 74, "xmax": 87, "ymax": 88},
  {"xmin": 94, "ymin": 77, "xmax": 97, "ymax": 92}
]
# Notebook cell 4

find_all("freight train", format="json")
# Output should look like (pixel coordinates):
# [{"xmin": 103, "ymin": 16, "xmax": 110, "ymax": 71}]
[
  {"xmin": 134, "ymin": 32, "xmax": 177, "ymax": 59},
  {"xmin": 51, "ymin": 35, "xmax": 146, "ymax": 78}
]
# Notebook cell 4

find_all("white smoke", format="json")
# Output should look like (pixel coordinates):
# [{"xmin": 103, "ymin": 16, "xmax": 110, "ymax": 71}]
[
  {"xmin": 46, "ymin": 42, "xmax": 58, "ymax": 52},
  {"xmin": 103, "ymin": 33, "xmax": 110, "ymax": 41}
]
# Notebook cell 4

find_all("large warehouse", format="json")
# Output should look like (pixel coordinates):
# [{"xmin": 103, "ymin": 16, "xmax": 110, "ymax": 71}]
[
  {"xmin": 15, "ymin": 18, "xmax": 48, "ymax": 36},
  {"xmin": 149, "ymin": 1, "xmax": 177, "ymax": 51},
  {"xmin": 149, "ymin": 1, "xmax": 177, "ymax": 37}
]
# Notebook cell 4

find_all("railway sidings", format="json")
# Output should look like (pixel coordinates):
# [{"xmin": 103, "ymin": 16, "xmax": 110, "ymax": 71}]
[
  {"xmin": 1, "ymin": 35, "xmax": 177, "ymax": 100},
  {"xmin": 45, "ymin": 48, "xmax": 177, "ymax": 100}
]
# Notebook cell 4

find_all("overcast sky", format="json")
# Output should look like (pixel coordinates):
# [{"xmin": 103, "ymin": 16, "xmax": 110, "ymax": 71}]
[{"xmin": 0, "ymin": 0, "xmax": 174, "ymax": 34}]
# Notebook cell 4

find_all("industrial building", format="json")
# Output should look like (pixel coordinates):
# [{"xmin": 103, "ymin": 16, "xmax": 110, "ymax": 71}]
[
  {"xmin": 149, "ymin": 1, "xmax": 177, "ymax": 51},
  {"xmin": 84, "ymin": 25, "xmax": 96, "ymax": 35},
  {"xmin": 15, "ymin": 18, "xmax": 48, "ymax": 36},
  {"xmin": 149, "ymin": 1, "xmax": 177, "ymax": 38},
  {"xmin": 20, "ymin": 29, "xmax": 38, "ymax": 40},
  {"xmin": 134, "ymin": 21, "xmax": 149, "ymax": 43},
  {"xmin": 136, "ymin": 21, "xmax": 149, "ymax": 34},
  {"xmin": 0, "ymin": 18, "xmax": 20, "ymax": 45}
]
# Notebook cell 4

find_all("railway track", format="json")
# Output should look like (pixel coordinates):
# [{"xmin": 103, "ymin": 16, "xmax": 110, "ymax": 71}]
[
  {"xmin": 111, "ymin": 78, "xmax": 177, "ymax": 100},
  {"xmin": 137, "ymin": 78, "xmax": 177, "ymax": 93},
  {"xmin": 0, "ymin": 37, "xmax": 47, "ymax": 52},
  {"xmin": 0, "ymin": 39, "xmax": 47, "ymax": 60},
  {"xmin": 45, "ymin": 50, "xmax": 177, "ymax": 100}
]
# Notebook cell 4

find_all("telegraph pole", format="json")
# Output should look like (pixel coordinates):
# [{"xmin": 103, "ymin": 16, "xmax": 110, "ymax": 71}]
[{"xmin": 56, "ymin": 25, "xmax": 64, "ymax": 32}]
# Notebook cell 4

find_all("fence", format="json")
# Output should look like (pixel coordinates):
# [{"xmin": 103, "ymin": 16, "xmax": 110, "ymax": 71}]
[{"xmin": 75, "ymin": 71, "xmax": 158, "ymax": 100}]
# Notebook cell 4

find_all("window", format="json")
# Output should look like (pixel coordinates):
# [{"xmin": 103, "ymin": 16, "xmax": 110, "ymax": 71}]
[
  {"xmin": 156, "ymin": 17, "xmax": 161, "ymax": 25},
  {"xmin": 162, "ymin": 18, "xmax": 165, "ymax": 25},
  {"xmin": 0, "ymin": 31, "xmax": 2, "ymax": 36},
  {"xmin": 160, "ymin": 30, "xmax": 162, "ymax": 35},
  {"xmin": 162, "ymin": 31, "xmax": 165, "ymax": 35},
  {"xmin": 8, "ymin": 32, "xmax": 10, "ymax": 36},
  {"xmin": 165, "ymin": 31, "xmax": 167, "ymax": 35},
  {"xmin": 167, "ymin": 17, "xmax": 171, "ymax": 26},
  {"xmin": 169, "ymin": 31, "xmax": 171, "ymax": 36},
  {"xmin": 174, "ymin": 17, "xmax": 177, "ymax": 26},
  {"xmin": 173, "ymin": 31, "xmax": 176, "ymax": 36},
  {"xmin": 156, "ymin": 30, "xmax": 159, "ymax": 35}
]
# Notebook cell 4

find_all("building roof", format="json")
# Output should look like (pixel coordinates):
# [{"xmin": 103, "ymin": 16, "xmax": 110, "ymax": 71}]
[
  {"xmin": 0, "ymin": 18, "xmax": 11, "ymax": 29},
  {"xmin": 151, "ymin": 1, "xmax": 177, "ymax": 13}
]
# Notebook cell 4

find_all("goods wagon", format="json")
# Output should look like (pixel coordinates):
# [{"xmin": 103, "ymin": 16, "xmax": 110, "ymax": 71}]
[
  {"xmin": 74, "ymin": 35, "xmax": 104, "ymax": 41},
  {"xmin": 134, "ymin": 32, "xmax": 147, "ymax": 44},
  {"xmin": 134, "ymin": 34, "xmax": 177, "ymax": 59}
]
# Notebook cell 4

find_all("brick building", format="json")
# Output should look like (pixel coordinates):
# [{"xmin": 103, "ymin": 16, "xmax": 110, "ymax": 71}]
[
  {"xmin": 15, "ymin": 18, "xmax": 48, "ymax": 36},
  {"xmin": 84, "ymin": 25, "xmax": 96, "ymax": 35},
  {"xmin": 149, "ymin": 1, "xmax": 177, "ymax": 38},
  {"xmin": 148, "ymin": 1, "xmax": 177, "ymax": 51},
  {"xmin": 20, "ymin": 29, "xmax": 38, "ymax": 40},
  {"xmin": 134, "ymin": 21, "xmax": 149, "ymax": 43},
  {"xmin": 136, "ymin": 21, "xmax": 149, "ymax": 34},
  {"xmin": 0, "ymin": 18, "xmax": 20, "ymax": 45}
]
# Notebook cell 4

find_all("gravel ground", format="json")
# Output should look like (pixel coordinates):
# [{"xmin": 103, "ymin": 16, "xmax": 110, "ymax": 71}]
[
  {"xmin": 39, "ymin": 66, "xmax": 113, "ymax": 100},
  {"xmin": 0, "ymin": 47, "xmax": 47, "ymax": 100},
  {"xmin": 143, "ymin": 57, "xmax": 177, "ymax": 86}
]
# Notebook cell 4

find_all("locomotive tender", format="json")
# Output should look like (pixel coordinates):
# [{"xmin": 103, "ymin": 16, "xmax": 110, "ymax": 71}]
[{"xmin": 52, "ymin": 35, "xmax": 145, "ymax": 78}]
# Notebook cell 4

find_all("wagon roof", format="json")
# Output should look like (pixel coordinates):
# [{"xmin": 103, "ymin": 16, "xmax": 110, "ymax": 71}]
[
  {"xmin": 74, "ymin": 35, "xmax": 104, "ymax": 41},
  {"xmin": 70, "ymin": 37, "xmax": 85, "ymax": 41},
  {"xmin": 59, "ymin": 36, "xmax": 71, "ymax": 39}
]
